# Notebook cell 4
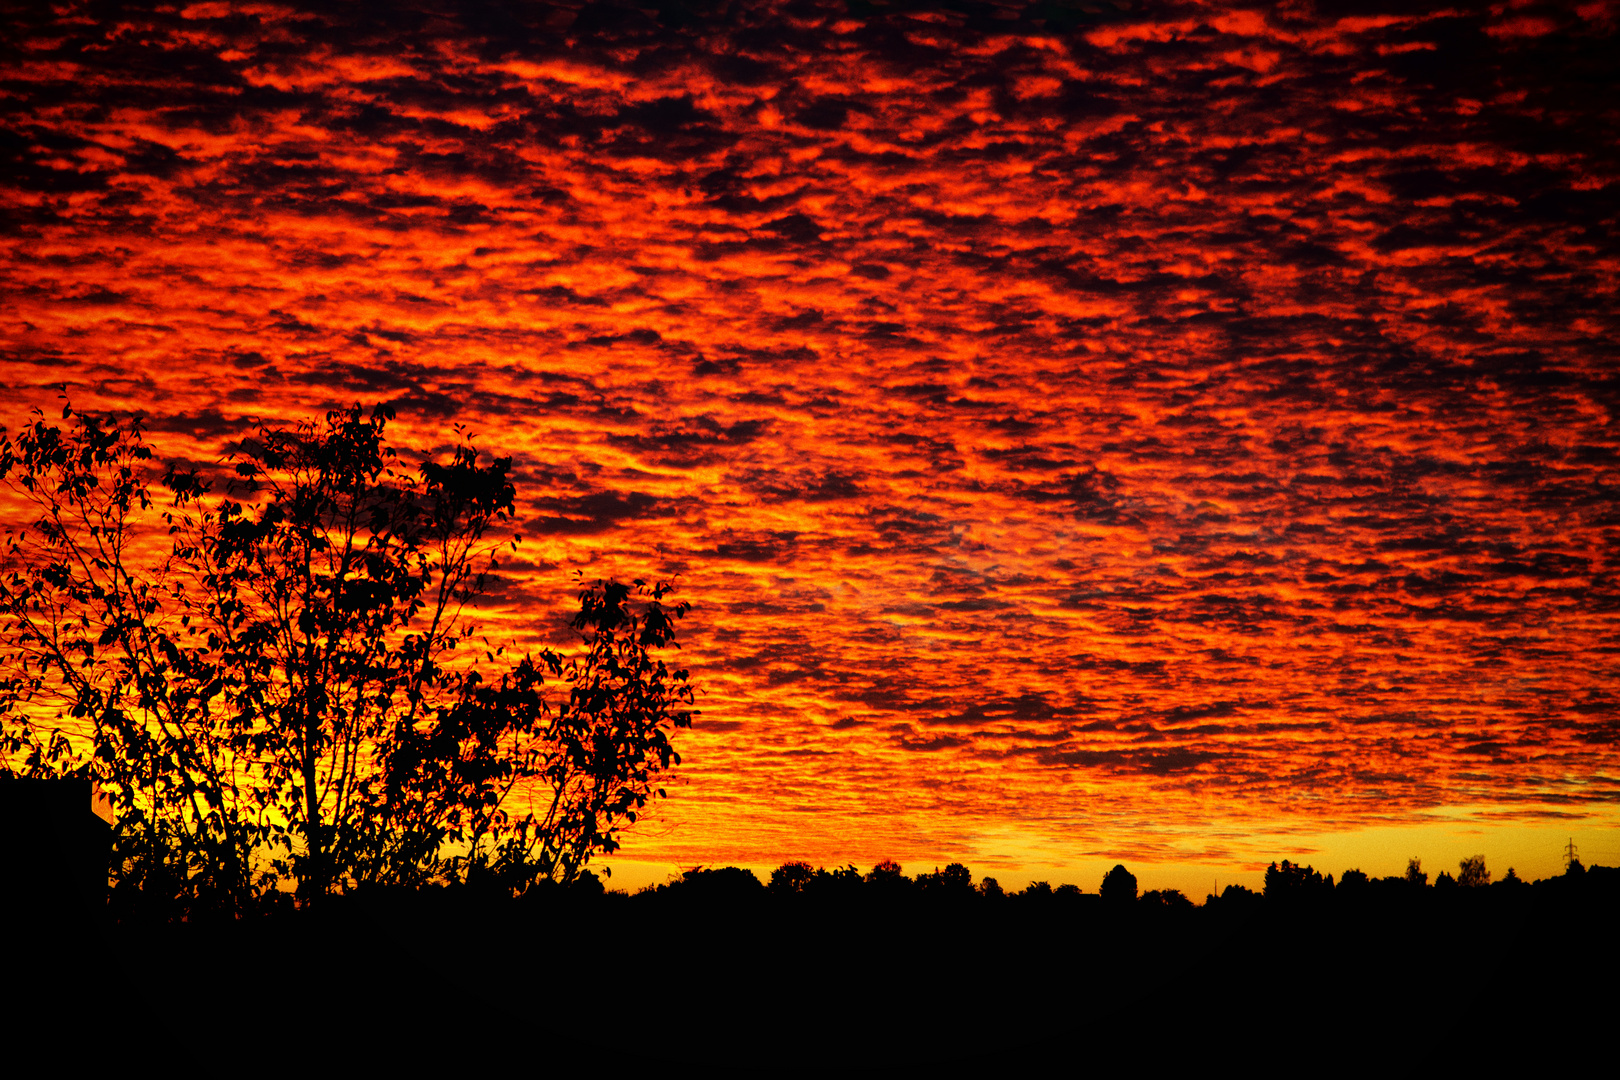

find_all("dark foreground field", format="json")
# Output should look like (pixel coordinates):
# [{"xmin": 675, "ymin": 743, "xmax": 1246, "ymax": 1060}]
[{"xmin": 9, "ymin": 869, "xmax": 1616, "ymax": 1070}]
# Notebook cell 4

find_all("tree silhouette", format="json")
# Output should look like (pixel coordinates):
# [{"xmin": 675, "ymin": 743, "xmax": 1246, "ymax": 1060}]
[
  {"xmin": 917, "ymin": 862, "xmax": 974, "ymax": 897},
  {"xmin": 1139, "ymin": 888, "xmax": 1191, "ymax": 911},
  {"xmin": 1457, "ymin": 855, "xmax": 1490, "ymax": 888},
  {"xmin": 1100, "ymin": 863, "xmax": 1136, "ymax": 905},
  {"xmin": 865, "ymin": 858, "xmax": 906, "ymax": 888},
  {"xmin": 0, "ymin": 402, "xmax": 694, "ymax": 909},
  {"xmin": 1263, "ymin": 859, "xmax": 1331, "ymax": 901},
  {"xmin": 769, "ymin": 860, "xmax": 815, "ymax": 894}
]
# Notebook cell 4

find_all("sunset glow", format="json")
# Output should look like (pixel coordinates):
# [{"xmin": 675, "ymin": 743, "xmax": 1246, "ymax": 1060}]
[{"xmin": 3, "ymin": 0, "xmax": 1616, "ymax": 892}]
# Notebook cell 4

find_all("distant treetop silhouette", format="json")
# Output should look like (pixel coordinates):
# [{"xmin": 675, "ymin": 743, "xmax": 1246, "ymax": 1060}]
[
  {"xmin": 1263, "ymin": 860, "xmax": 1332, "ymax": 901},
  {"xmin": 1457, "ymin": 855, "xmax": 1491, "ymax": 888},
  {"xmin": 1100, "ymin": 864, "xmax": 1137, "ymax": 905}
]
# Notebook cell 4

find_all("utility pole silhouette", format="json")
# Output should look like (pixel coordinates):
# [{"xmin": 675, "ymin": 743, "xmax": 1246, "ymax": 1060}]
[{"xmin": 1564, "ymin": 837, "xmax": 1579, "ymax": 870}]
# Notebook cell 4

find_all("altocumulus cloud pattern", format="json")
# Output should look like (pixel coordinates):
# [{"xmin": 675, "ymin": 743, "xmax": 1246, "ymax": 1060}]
[{"xmin": 2, "ymin": 0, "xmax": 1616, "ymax": 871}]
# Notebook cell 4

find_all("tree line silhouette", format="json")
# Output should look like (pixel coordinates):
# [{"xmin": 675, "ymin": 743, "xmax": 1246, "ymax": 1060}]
[
  {"xmin": 6, "ymin": 772, "xmax": 1615, "ymax": 1065},
  {"xmin": 5, "ymin": 402, "xmax": 1615, "ymax": 1062},
  {"xmin": 6, "ymin": 771, "xmax": 1606, "ymax": 926},
  {"xmin": 620, "ymin": 850, "xmax": 1611, "ymax": 913}
]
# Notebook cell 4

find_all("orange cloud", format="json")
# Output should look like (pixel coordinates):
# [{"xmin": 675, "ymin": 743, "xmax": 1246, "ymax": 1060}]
[{"xmin": 1, "ymin": 0, "xmax": 1615, "ymax": 884}]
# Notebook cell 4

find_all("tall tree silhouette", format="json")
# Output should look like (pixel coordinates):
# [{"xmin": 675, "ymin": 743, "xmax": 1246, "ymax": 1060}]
[
  {"xmin": 1457, "ymin": 855, "xmax": 1491, "ymax": 888},
  {"xmin": 1100, "ymin": 864, "xmax": 1137, "ymax": 906},
  {"xmin": 1263, "ymin": 859, "xmax": 1332, "ymax": 901},
  {"xmin": 0, "ymin": 402, "xmax": 694, "ymax": 908},
  {"xmin": 769, "ymin": 861, "xmax": 815, "ymax": 894}
]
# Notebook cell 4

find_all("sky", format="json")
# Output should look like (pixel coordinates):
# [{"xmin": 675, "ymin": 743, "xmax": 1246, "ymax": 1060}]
[{"xmin": 2, "ymin": 0, "xmax": 1617, "ymax": 894}]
